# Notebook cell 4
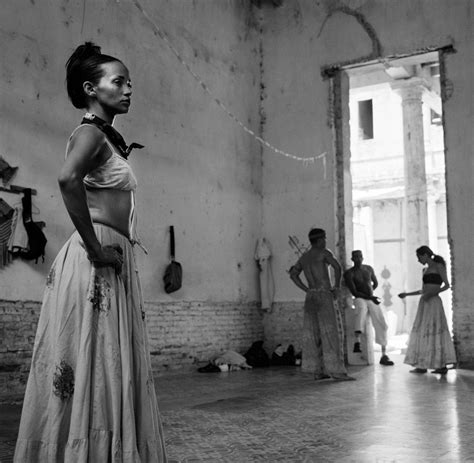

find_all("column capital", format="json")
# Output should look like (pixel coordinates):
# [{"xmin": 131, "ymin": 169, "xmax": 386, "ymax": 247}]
[{"xmin": 390, "ymin": 77, "xmax": 430, "ymax": 103}]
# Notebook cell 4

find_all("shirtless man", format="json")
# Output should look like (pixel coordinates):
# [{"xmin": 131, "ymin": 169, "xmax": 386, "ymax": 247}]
[
  {"xmin": 343, "ymin": 250, "xmax": 394, "ymax": 366},
  {"xmin": 290, "ymin": 228, "xmax": 355, "ymax": 381}
]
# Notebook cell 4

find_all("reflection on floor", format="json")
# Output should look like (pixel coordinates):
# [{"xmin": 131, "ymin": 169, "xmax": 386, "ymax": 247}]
[{"xmin": 2, "ymin": 354, "xmax": 474, "ymax": 462}]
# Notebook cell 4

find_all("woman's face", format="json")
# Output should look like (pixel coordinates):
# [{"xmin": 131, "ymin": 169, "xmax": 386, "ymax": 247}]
[
  {"xmin": 88, "ymin": 61, "xmax": 132, "ymax": 115},
  {"xmin": 417, "ymin": 253, "xmax": 428, "ymax": 265}
]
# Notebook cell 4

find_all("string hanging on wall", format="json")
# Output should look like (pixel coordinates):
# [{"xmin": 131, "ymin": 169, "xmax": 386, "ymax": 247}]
[{"xmin": 129, "ymin": 0, "xmax": 327, "ymax": 168}]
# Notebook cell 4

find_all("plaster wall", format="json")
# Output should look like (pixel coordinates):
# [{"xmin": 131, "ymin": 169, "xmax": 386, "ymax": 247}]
[
  {"xmin": 0, "ymin": 1, "xmax": 262, "ymax": 303},
  {"xmin": 0, "ymin": 1, "xmax": 267, "ymax": 376},
  {"xmin": 260, "ymin": 1, "xmax": 474, "ymax": 364}
]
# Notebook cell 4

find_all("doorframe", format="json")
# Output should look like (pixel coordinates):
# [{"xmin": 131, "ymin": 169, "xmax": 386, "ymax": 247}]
[
  {"xmin": 322, "ymin": 45, "xmax": 457, "ymax": 339},
  {"xmin": 322, "ymin": 45, "xmax": 454, "ymax": 264}
]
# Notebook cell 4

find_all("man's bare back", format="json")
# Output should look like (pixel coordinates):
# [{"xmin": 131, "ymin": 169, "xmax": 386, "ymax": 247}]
[
  {"xmin": 290, "ymin": 231, "xmax": 342, "ymax": 294},
  {"xmin": 288, "ymin": 229, "xmax": 355, "ymax": 381},
  {"xmin": 298, "ymin": 248, "xmax": 335, "ymax": 290}
]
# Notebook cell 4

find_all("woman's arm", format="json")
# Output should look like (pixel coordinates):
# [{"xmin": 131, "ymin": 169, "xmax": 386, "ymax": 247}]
[
  {"xmin": 58, "ymin": 126, "xmax": 122, "ymax": 271},
  {"xmin": 398, "ymin": 289, "xmax": 422, "ymax": 299},
  {"xmin": 437, "ymin": 263, "xmax": 450, "ymax": 294},
  {"xmin": 289, "ymin": 261, "xmax": 309, "ymax": 293}
]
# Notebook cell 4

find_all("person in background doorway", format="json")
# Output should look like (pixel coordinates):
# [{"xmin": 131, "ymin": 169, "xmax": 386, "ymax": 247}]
[
  {"xmin": 289, "ymin": 228, "xmax": 355, "ymax": 381},
  {"xmin": 344, "ymin": 250, "xmax": 394, "ymax": 366},
  {"xmin": 398, "ymin": 245, "xmax": 456, "ymax": 375},
  {"xmin": 14, "ymin": 42, "xmax": 167, "ymax": 462}
]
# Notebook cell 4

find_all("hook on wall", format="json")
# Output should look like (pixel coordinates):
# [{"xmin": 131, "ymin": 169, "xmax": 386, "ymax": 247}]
[{"xmin": 0, "ymin": 185, "xmax": 37, "ymax": 196}]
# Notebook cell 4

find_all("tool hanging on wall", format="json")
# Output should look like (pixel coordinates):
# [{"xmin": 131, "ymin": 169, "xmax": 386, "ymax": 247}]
[{"xmin": 163, "ymin": 225, "xmax": 182, "ymax": 294}]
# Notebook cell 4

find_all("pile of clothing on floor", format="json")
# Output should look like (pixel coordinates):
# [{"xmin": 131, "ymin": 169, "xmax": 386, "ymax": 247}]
[{"xmin": 198, "ymin": 341, "xmax": 301, "ymax": 373}]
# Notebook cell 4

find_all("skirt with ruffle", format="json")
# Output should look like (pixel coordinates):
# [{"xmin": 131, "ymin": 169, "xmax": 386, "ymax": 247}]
[
  {"xmin": 14, "ymin": 224, "xmax": 167, "ymax": 462},
  {"xmin": 404, "ymin": 295, "xmax": 457, "ymax": 370}
]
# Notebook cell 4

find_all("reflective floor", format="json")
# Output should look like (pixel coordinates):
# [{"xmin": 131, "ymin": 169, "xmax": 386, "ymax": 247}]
[{"xmin": 2, "ymin": 354, "xmax": 474, "ymax": 462}]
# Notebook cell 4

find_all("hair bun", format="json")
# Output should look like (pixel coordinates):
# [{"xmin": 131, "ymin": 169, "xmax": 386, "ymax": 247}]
[
  {"xmin": 75, "ymin": 42, "xmax": 102, "ymax": 60},
  {"xmin": 66, "ymin": 42, "xmax": 102, "ymax": 74}
]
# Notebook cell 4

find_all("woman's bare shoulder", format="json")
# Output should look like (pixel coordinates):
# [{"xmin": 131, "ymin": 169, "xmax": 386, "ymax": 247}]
[
  {"xmin": 67, "ymin": 124, "xmax": 107, "ymax": 158},
  {"xmin": 69, "ymin": 124, "xmax": 106, "ymax": 145}
]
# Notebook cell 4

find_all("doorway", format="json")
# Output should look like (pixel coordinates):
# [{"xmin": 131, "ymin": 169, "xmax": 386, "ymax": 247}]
[{"xmin": 342, "ymin": 51, "xmax": 451, "ymax": 354}]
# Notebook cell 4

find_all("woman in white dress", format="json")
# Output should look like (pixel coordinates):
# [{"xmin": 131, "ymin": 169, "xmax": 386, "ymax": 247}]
[
  {"xmin": 14, "ymin": 42, "xmax": 167, "ymax": 462},
  {"xmin": 399, "ymin": 245, "xmax": 456, "ymax": 375}
]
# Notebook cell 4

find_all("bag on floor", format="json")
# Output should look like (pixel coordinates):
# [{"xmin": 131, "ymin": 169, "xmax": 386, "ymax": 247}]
[{"xmin": 244, "ymin": 340, "xmax": 270, "ymax": 367}]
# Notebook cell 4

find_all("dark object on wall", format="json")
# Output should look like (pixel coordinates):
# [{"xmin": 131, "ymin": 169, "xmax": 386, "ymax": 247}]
[
  {"xmin": 17, "ymin": 188, "xmax": 47, "ymax": 263},
  {"xmin": 0, "ymin": 156, "xmax": 18, "ymax": 185},
  {"xmin": 251, "ymin": 0, "xmax": 283, "ymax": 7},
  {"xmin": 163, "ymin": 225, "xmax": 182, "ymax": 293},
  {"xmin": 244, "ymin": 340, "xmax": 270, "ymax": 368}
]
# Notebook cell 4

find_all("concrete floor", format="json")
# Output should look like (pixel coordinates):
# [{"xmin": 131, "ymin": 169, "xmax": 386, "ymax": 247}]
[{"xmin": 1, "ymin": 354, "xmax": 474, "ymax": 462}]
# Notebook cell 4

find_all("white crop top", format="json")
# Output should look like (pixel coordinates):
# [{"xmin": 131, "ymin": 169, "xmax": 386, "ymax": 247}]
[
  {"xmin": 65, "ymin": 125, "xmax": 141, "ymax": 242},
  {"xmin": 66, "ymin": 125, "xmax": 137, "ymax": 191},
  {"xmin": 83, "ymin": 144, "xmax": 137, "ymax": 192}
]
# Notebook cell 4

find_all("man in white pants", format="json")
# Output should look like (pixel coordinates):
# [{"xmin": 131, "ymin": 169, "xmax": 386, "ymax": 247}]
[{"xmin": 344, "ymin": 250, "xmax": 394, "ymax": 366}]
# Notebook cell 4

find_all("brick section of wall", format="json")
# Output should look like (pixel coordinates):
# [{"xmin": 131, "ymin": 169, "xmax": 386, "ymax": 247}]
[
  {"xmin": 454, "ymin": 307, "xmax": 474, "ymax": 368},
  {"xmin": 145, "ymin": 301, "xmax": 264, "ymax": 373},
  {"xmin": 263, "ymin": 301, "xmax": 304, "ymax": 355},
  {"xmin": 0, "ymin": 301, "xmax": 41, "ymax": 368},
  {"xmin": 0, "ymin": 299, "xmax": 264, "ymax": 397}
]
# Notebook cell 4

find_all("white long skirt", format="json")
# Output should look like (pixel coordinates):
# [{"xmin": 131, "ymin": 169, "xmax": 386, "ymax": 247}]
[
  {"xmin": 404, "ymin": 294, "xmax": 457, "ymax": 370},
  {"xmin": 14, "ymin": 224, "xmax": 167, "ymax": 462}
]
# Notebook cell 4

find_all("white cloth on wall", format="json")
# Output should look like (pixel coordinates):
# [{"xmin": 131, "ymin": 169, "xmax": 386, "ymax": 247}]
[
  {"xmin": 10, "ymin": 206, "xmax": 28, "ymax": 252},
  {"xmin": 255, "ymin": 237, "xmax": 275, "ymax": 311}
]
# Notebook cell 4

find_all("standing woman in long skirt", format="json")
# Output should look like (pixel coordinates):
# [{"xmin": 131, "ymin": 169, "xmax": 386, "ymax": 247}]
[
  {"xmin": 398, "ymin": 245, "xmax": 457, "ymax": 375},
  {"xmin": 14, "ymin": 42, "xmax": 167, "ymax": 462}
]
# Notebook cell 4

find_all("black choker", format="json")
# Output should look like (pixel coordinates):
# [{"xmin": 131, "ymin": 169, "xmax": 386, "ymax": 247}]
[{"xmin": 81, "ymin": 113, "xmax": 144, "ymax": 159}]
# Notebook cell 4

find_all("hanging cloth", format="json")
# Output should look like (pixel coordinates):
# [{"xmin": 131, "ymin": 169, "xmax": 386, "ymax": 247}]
[
  {"xmin": 9, "ymin": 204, "xmax": 28, "ymax": 253},
  {"xmin": 255, "ymin": 237, "xmax": 275, "ymax": 311},
  {"xmin": 0, "ymin": 198, "xmax": 14, "ymax": 267},
  {"xmin": 16, "ymin": 189, "xmax": 47, "ymax": 263}
]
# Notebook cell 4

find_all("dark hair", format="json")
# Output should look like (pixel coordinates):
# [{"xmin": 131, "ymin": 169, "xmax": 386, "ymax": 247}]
[
  {"xmin": 352, "ymin": 250, "xmax": 363, "ymax": 257},
  {"xmin": 66, "ymin": 42, "xmax": 122, "ymax": 109},
  {"xmin": 308, "ymin": 228, "xmax": 326, "ymax": 244},
  {"xmin": 416, "ymin": 245, "xmax": 446, "ymax": 266}
]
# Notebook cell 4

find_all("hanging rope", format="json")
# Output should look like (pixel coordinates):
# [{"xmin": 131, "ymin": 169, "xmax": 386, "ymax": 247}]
[{"xmin": 129, "ymin": 0, "xmax": 327, "ymax": 167}]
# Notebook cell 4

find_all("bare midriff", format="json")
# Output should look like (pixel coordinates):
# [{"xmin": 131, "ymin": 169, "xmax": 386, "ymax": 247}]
[
  {"xmin": 422, "ymin": 282, "xmax": 441, "ymax": 299},
  {"xmin": 86, "ymin": 188, "xmax": 134, "ymax": 238}
]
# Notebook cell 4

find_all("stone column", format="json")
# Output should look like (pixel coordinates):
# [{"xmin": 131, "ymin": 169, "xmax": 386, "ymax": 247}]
[{"xmin": 392, "ymin": 78, "xmax": 430, "ymax": 330}]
